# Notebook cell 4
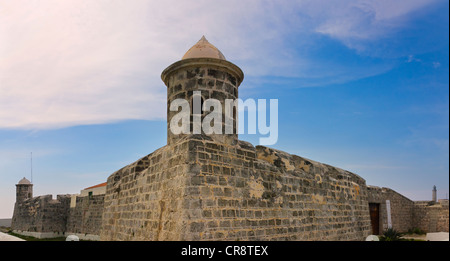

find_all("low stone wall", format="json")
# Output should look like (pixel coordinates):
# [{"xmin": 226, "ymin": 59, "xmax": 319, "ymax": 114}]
[
  {"xmin": 66, "ymin": 194, "xmax": 105, "ymax": 237},
  {"xmin": 11, "ymin": 230, "xmax": 66, "ymax": 239},
  {"xmin": 367, "ymin": 187, "xmax": 449, "ymax": 234},
  {"xmin": 12, "ymin": 192, "xmax": 105, "ymax": 240},
  {"xmin": 11, "ymin": 194, "xmax": 71, "ymax": 233},
  {"xmin": 413, "ymin": 200, "xmax": 449, "ymax": 233},
  {"xmin": 367, "ymin": 186, "xmax": 415, "ymax": 233}
]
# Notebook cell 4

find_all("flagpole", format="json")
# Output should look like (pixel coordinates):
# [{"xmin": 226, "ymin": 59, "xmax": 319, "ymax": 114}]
[{"xmin": 31, "ymin": 152, "xmax": 33, "ymax": 183}]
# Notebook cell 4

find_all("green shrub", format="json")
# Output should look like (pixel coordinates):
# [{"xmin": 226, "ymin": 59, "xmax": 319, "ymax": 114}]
[
  {"xmin": 380, "ymin": 228, "xmax": 402, "ymax": 241},
  {"xmin": 407, "ymin": 227, "xmax": 426, "ymax": 235}
]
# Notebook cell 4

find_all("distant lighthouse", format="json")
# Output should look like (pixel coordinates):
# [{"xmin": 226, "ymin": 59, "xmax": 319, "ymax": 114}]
[{"xmin": 432, "ymin": 185, "xmax": 437, "ymax": 202}]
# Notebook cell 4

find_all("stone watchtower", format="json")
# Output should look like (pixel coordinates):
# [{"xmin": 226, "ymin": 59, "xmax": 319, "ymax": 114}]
[
  {"xmin": 15, "ymin": 177, "xmax": 33, "ymax": 203},
  {"xmin": 12, "ymin": 177, "xmax": 33, "ymax": 231},
  {"xmin": 161, "ymin": 36, "xmax": 244, "ymax": 145}
]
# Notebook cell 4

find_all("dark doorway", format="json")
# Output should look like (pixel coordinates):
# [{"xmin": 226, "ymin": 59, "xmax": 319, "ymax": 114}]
[{"xmin": 369, "ymin": 203, "xmax": 380, "ymax": 235}]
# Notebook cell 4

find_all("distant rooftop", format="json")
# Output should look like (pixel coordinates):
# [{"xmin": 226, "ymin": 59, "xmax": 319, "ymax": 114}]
[{"xmin": 84, "ymin": 182, "xmax": 107, "ymax": 190}]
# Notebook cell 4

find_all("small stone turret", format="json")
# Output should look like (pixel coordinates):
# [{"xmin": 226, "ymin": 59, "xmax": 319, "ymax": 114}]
[
  {"xmin": 15, "ymin": 177, "xmax": 33, "ymax": 203},
  {"xmin": 161, "ymin": 36, "xmax": 244, "ymax": 145}
]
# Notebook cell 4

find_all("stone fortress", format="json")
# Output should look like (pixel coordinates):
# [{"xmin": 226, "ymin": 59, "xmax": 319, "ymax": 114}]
[{"xmin": 11, "ymin": 37, "xmax": 449, "ymax": 240}]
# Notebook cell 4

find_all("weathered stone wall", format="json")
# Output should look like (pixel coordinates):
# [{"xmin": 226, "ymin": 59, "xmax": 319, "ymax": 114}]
[
  {"xmin": 66, "ymin": 194, "xmax": 105, "ymax": 236},
  {"xmin": 437, "ymin": 200, "xmax": 449, "ymax": 232},
  {"xmin": 11, "ymin": 194, "xmax": 71, "ymax": 233},
  {"xmin": 13, "ymin": 136, "xmax": 445, "ymax": 240},
  {"xmin": 100, "ymin": 135, "xmax": 372, "ymax": 241},
  {"xmin": 366, "ymin": 187, "xmax": 450, "ymax": 234},
  {"xmin": 367, "ymin": 186, "xmax": 415, "ymax": 233},
  {"xmin": 100, "ymin": 141, "xmax": 192, "ymax": 240},
  {"xmin": 12, "ymin": 191, "xmax": 105, "ymax": 239},
  {"xmin": 413, "ymin": 200, "xmax": 449, "ymax": 233},
  {"xmin": 183, "ymin": 136, "xmax": 371, "ymax": 240}
]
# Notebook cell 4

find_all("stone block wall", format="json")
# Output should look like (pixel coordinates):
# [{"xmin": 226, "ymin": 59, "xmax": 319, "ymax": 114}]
[
  {"xmin": 182, "ymin": 136, "xmax": 371, "ymax": 240},
  {"xmin": 100, "ymin": 140, "xmax": 192, "ymax": 240},
  {"xmin": 13, "ymin": 134, "xmax": 446, "ymax": 240},
  {"xmin": 66, "ymin": 194, "xmax": 105, "ymax": 236},
  {"xmin": 11, "ymin": 194, "xmax": 71, "ymax": 234},
  {"xmin": 367, "ymin": 186, "xmax": 415, "ymax": 233},
  {"xmin": 100, "ymin": 135, "xmax": 372, "ymax": 241},
  {"xmin": 437, "ymin": 201, "xmax": 449, "ymax": 232},
  {"xmin": 12, "ymin": 192, "xmax": 105, "ymax": 239},
  {"xmin": 413, "ymin": 200, "xmax": 449, "ymax": 233},
  {"xmin": 13, "ymin": 135, "xmax": 445, "ymax": 240}
]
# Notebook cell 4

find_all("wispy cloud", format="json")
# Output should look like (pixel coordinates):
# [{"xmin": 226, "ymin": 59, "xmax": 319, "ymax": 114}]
[
  {"xmin": 407, "ymin": 54, "xmax": 422, "ymax": 63},
  {"xmin": 0, "ymin": 0, "xmax": 440, "ymax": 130},
  {"xmin": 311, "ymin": 0, "xmax": 439, "ymax": 52}
]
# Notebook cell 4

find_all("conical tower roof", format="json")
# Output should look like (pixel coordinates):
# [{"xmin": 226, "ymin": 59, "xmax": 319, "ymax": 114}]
[
  {"xmin": 18, "ymin": 177, "xmax": 31, "ymax": 185},
  {"xmin": 182, "ymin": 36, "xmax": 226, "ymax": 60}
]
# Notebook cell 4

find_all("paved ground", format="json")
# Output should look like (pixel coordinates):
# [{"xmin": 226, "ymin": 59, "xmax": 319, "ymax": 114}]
[
  {"xmin": 401, "ymin": 234, "xmax": 427, "ymax": 241},
  {"xmin": 0, "ymin": 231, "xmax": 25, "ymax": 241},
  {"xmin": 402, "ymin": 232, "xmax": 449, "ymax": 241},
  {"xmin": 426, "ymin": 232, "xmax": 449, "ymax": 241}
]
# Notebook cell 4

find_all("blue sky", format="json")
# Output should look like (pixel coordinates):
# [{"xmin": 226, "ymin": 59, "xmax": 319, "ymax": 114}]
[{"xmin": 0, "ymin": 0, "xmax": 448, "ymax": 218}]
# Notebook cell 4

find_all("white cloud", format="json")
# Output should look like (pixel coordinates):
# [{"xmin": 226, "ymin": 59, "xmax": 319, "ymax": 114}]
[
  {"xmin": 0, "ymin": 0, "xmax": 440, "ymax": 130},
  {"xmin": 433, "ymin": 62, "xmax": 441, "ymax": 68},
  {"xmin": 312, "ymin": 0, "xmax": 438, "ymax": 43},
  {"xmin": 0, "ymin": 0, "xmax": 169, "ymax": 129},
  {"xmin": 407, "ymin": 54, "xmax": 422, "ymax": 63},
  {"xmin": 0, "ymin": 0, "xmax": 300, "ymax": 130}
]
